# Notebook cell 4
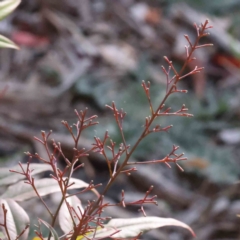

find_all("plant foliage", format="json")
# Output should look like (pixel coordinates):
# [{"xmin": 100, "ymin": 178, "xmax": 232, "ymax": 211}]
[{"xmin": 0, "ymin": 5, "xmax": 213, "ymax": 239}]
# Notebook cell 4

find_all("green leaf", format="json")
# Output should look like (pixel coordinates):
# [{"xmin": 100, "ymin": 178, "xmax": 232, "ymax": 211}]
[
  {"xmin": 0, "ymin": 163, "xmax": 53, "ymax": 186},
  {"xmin": 79, "ymin": 216, "xmax": 195, "ymax": 239},
  {"xmin": 0, "ymin": 199, "xmax": 29, "ymax": 240},
  {"xmin": 0, "ymin": 178, "xmax": 92, "ymax": 201},
  {"xmin": 0, "ymin": 34, "xmax": 19, "ymax": 49},
  {"xmin": 59, "ymin": 195, "xmax": 83, "ymax": 234},
  {"xmin": 38, "ymin": 219, "xmax": 58, "ymax": 240},
  {"xmin": 0, "ymin": 0, "xmax": 21, "ymax": 20}
]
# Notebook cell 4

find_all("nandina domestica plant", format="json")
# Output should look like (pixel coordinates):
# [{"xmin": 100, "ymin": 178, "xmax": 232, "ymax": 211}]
[{"xmin": 0, "ymin": 19, "xmax": 213, "ymax": 240}]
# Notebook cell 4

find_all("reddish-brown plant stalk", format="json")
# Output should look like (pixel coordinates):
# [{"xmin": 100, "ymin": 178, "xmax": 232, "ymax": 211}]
[
  {"xmin": 69, "ymin": 20, "xmax": 213, "ymax": 240},
  {"xmin": 11, "ymin": 20, "xmax": 212, "ymax": 240}
]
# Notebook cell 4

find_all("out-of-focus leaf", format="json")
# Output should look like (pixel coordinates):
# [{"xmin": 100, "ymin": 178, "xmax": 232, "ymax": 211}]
[
  {"xmin": 0, "ymin": 163, "xmax": 53, "ymax": 186},
  {"xmin": 11, "ymin": 31, "xmax": 49, "ymax": 47},
  {"xmin": 168, "ymin": 0, "xmax": 240, "ymax": 15},
  {"xmin": 0, "ymin": 34, "xmax": 19, "ymax": 49},
  {"xmin": 218, "ymin": 128, "xmax": 240, "ymax": 144},
  {"xmin": 79, "ymin": 216, "xmax": 195, "ymax": 239},
  {"xmin": 0, "ymin": 0, "xmax": 21, "ymax": 20},
  {"xmin": 59, "ymin": 195, "xmax": 84, "ymax": 234},
  {"xmin": 0, "ymin": 178, "xmax": 93, "ymax": 201},
  {"xmin": 74, "ymin": 75, "xmax": 116, "ymax": 109},
  {"xmin": 99, "ymin": 43, "xmax": 137, "ymax": 71},
  {"xmin": 0, "ymin": 199, "xmax": 29, "ymax": 240},
  {"xmin": 38, "ymin": 219, "xmax": 58, "ymax": 240}
]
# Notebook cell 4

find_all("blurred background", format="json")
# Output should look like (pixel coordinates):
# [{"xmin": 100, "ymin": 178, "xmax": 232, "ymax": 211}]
[{"xmin": 0, "ymin": 0, "xmax": 240, "ymax": 239}]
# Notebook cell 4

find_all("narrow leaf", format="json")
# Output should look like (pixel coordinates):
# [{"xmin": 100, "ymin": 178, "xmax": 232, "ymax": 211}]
[
  {"xmin": 80, "ymin": 216, "xmax": 195, "ymax": 239},
  {"xmin": 0, "ymin": 34, "xmax": 19, "ymax": 49},
  {"xmin": 59, "ymin": 195, "xmax": 84, "ymax": 234},
  {"xmin": 39, "ymin": 219, "xmax": 59, "ymax": 240},
  {"xmin": 32, "ymin": 237, "xmax": 54, "ymax": 240},
  {"xmin": 0, "ymin": 163, "xmax": 53, "ymax": 186},
  {"xmin": 0, "ymin": 199, "xmax": 29, "ymax": 240},
  {"xmin": 0, "ymin": 0, "xmax": 21, "ymax": 20},
  {"xmin": 1, "ymin": 178, "xmax": 92, "ymax": 201}
]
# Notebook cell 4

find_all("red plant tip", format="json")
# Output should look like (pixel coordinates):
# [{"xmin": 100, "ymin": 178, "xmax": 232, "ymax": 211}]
[{"xmin": 41, "ymin": 131, "xmax": 46, "ymax": 139}]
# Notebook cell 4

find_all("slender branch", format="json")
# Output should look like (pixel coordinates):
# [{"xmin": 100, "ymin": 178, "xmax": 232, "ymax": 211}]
[
  {"xmin": 100, "ymin": 19, "xmax": 211, "ymax": 198},
  {"xmin": 0, "ymin": 204, "xmax": 11, "ymax": 240},
  {"xmin": 15, "ymin": 224, "xmax": 30, "ymax": 240},
  {"xmin": 48, "ymin": 109, "xmax": 98, "ymax": 240},
  {"xmin": 70, "ymin": 19, "xmax": 212, "ymax": 240}
]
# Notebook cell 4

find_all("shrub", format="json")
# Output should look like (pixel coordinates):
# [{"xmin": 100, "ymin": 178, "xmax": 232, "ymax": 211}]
[{"xmin": 0, "ymin": 2, "xmax": 213, "ymax": 239}]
